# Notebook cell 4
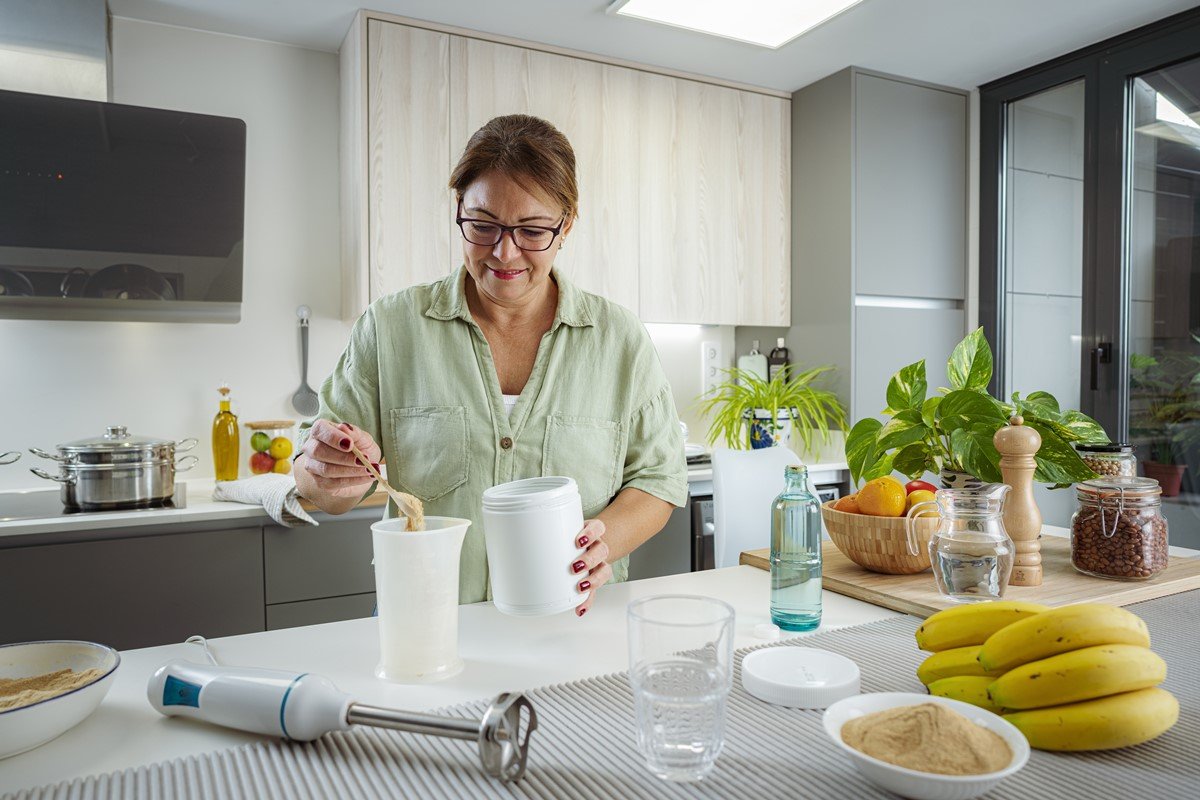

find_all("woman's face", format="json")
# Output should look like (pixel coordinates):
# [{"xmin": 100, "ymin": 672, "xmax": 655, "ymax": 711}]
[{"xmin": 458, "ymin": 171, "xmax": 572, "ymax": 307}]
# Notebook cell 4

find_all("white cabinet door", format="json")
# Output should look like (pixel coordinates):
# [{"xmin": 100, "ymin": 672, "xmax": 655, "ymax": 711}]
[
  {"xmin": 448, "ymin": 37, "xmax": 641, "ymax": 313},
  {"xmin": 639, "ymin": 73, "xmax": 790, "ymax": 325},
  {"xmin": 366, "ymin": 21, "xmax": 452, "ymax": 300},
  {"xmin": 854, "ymin": 73, "xmax": 966, "ymax": 300}
]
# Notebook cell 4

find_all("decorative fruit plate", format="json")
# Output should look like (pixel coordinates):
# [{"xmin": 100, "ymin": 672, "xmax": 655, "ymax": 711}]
[{"xmin": 740, "ymin": 535, "xmax": 1200, "ymax": 618}]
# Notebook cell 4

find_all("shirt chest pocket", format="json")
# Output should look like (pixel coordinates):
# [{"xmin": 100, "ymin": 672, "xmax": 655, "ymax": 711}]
[
  {"xmin": 542, "ymin": 413, "xmax": 623, "ymax": 512},
  {"xmin": 388, "ymin": 406, "xmax": 469, "ymax": 502}
]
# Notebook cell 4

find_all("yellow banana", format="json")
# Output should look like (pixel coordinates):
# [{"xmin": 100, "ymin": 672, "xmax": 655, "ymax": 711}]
[
  {"xmin": 989, "ymin": 644, "xmax": 1166, "ymax": 710},
  {"xmin": 978, "ymin": 603, "xmax": 1150, "ymax": 672},
  {"xmin": 928, "ymin": 676, "xmax": 1005, "ymax": 714},
  {"xmin": 1003, "ymin": 687, "xmax": 1179, "ymax": 751},
  {"xmin": 917, "ymin": 645, "xmax": 1005, "ymax": 685},
  {"xmin": 915, "ymin": 601, "xmax": 1050, "ymax": 652}
]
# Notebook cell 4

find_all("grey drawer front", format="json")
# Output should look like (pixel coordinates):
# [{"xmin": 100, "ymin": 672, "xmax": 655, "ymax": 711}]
[
  {"xmin": 266, "ymin": 593, "xmax": 376, "ymax": 631},
  {"xmin": 264, "ymin": 518, "xmax": 375, "ymax": 604},
  {"xmin": 0, "ymin": 528, "xmax": 264, "ymax": 650}
]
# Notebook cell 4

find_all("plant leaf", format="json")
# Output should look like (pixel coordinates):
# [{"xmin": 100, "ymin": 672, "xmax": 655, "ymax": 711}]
[
  {"xmin": 937, "ymin": 389, "xmax": 1008, "ymax": 434},
  {"xmin": 947, "ymin": 328, "xmax": 994, "ymax": 391},
  {"xmin": 877, "ymin": 409, "xmax": 928, "ymax": 451},
  {"xmin": 845, "ymin": 417, "xmax": 883, "ymax": 487},
  {"xmin": 921, "ymin": 396, "xmax": 942, "ymax": 428},
  {"xmin": 1025, "ymin": 420, "xmax": 1099, "ymax": 486},
  {"xmin": 886, "ymin": 360, "xmax": 928, "ymax": 413},
  {"xmin": 863, "ymin": 451, "xmax": 897, "ymax": 482},
  {"xmin": 893, "ymin": 442, "xmax": 930, "ymax": 479},
  {"xmin": 1024, "ymin": 391, "xmax": 1060, "ymax": 415},
  {"xmin": 949, "ymin": 425, "xmax": 1003, "ymax": 484}
]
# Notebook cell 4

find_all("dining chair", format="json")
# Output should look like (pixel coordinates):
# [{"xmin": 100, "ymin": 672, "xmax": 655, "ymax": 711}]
[{"xmin": 711, "ymin": 446, "xmax": 821, "ymax": 570}]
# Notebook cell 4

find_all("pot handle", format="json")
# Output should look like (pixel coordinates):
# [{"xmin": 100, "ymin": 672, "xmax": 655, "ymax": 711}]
[
  {"xmin": 904, "ymin": 501, "xmax": 939, "ymax": 556},
  {"xmin": 29, "ymin": 447, "xmax": 65, "ymax": 462},
  {"xmin": 30, "ymin": 467, "xmax": 76, "ymax": 485},
  {"xmin": 174, "ymin": 437, "xmax": 199, "ymax": 454},
  {"xmin": 0, "ymin": 451, "xmax": 19, "ymax": 465},
  {"xmin": 175, "ymin": 455, "xmax": 199, "ymax": 473}
]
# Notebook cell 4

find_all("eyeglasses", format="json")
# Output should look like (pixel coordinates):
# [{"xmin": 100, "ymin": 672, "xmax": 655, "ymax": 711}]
[{"xmin": 456, "ymin": 201, "xmax": 566, "ymax": 252}]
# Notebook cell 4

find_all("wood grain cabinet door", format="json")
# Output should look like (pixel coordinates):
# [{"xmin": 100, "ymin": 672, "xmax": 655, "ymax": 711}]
[{"xmin": 448, "ymin": 37, "xmax": 641, "ymax": 313}]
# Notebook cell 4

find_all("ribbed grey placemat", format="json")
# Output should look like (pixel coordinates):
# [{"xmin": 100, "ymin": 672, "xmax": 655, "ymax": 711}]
[{"xmin": 9, "ymin": 591, "xmax": 1199, "ymax": 800}]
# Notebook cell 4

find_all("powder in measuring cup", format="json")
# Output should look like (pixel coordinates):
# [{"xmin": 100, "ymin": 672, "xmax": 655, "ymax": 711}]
[
  {"xmin": 841, "ymin": 703, "xmax": 1011, "ymax": 775},
  {"xmin": 0, "ymin": 668, "xmax": 103, "ymax": 711}
]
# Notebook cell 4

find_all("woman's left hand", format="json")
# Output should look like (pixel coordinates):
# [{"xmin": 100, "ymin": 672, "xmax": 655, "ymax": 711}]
[{"xmin": 570, "ymin": 519, "xmax": 611, "ymax": 618}]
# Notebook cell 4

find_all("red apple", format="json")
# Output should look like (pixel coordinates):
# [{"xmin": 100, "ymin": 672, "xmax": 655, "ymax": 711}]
[
  {"xmin": 905, "ymin": 479, "xmax": 938, "ymax": 495},
  {"xmin": 250, "ymin": 452, "xmax": 276, "ymax": 475}
]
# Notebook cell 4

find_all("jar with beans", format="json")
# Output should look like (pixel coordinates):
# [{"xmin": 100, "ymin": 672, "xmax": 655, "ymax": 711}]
[
  {"xmin": 1072, "ymin": 442, "xmax": 1137, "ymax": 477},
  {"xmin": 1071, "ymin": 477, "xmax": 1168, "ymax": 580}
]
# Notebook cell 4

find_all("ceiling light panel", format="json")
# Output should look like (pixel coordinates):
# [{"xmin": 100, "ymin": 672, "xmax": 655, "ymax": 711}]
[{"xmin": 610, "ymin": 0, "xmax": 864, "ymax": 49}]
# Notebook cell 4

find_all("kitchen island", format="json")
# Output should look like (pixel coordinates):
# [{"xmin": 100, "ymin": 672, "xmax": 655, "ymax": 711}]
[{"xmin": 0, "ymin": 565, "xmax": 898, "ymax": 794}]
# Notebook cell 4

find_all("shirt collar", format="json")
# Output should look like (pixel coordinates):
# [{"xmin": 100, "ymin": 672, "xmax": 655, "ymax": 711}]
[{"xmin": 426, "ymin": 265, "xmax": 596, "ymax": 328}]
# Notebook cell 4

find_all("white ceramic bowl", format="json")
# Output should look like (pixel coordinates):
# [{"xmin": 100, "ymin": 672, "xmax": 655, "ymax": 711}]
[
  {"xmin": 823, "ymin": 692, "xmax": 1029, "ymax": 800},
  {"xmin": 0, "ymin": 640, "xmax": 120, "ymax": 759}
]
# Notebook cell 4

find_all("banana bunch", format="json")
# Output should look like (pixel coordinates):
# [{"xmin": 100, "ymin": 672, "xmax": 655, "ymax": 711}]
[{"xmin": 915, "ymin": 601, "xmax": 1179, "ymax": 751}]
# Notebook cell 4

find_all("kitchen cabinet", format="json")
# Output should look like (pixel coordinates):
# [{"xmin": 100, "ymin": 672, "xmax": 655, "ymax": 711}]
[{"xmin": 340, "ymin": 11, "xmax": 791, "ymax": 325}]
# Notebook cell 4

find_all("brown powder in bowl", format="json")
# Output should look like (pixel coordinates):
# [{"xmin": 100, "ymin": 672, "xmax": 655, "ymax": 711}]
[
  {"xmin": 0, "ymin": 668, "xmax": 104, "ymax": 711},
  {"xmin": 841, "ymin": 703, "xmax": 1012, "ymax": 776}
]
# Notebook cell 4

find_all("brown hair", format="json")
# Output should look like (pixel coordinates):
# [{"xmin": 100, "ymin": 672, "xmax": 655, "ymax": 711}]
[{"xmin": 449, "ymin": 114, "xmax": 578, "ymax": 219}]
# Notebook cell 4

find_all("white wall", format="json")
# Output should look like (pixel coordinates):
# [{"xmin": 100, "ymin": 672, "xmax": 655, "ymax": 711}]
[
  {"xmin": 646, "ymin": 325, "xmax": 736, "ymax": 447},
  {"xmin": 0, "ymin": 19, "xmax": 346, "ymax": 491}
]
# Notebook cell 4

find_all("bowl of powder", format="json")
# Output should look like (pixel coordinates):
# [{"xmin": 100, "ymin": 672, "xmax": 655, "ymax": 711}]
[
  {"xmin": 823, "ymin": 693, "xmax": 1029, "ymax": 800},
  {"xmin": 0, "ymin": 640, "xmax": 120, "ymax": 759}
]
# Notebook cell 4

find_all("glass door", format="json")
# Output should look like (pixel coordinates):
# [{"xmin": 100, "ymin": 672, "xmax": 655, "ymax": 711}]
[{"xmin": 1124, "ymin": 57, "xmax": 1200, "ymax": 538}]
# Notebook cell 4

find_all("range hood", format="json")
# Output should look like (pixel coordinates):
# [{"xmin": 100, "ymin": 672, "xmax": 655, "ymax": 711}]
[{"xmin": 0, "ymin": 0, "xmax": 111, "ymax": 101}]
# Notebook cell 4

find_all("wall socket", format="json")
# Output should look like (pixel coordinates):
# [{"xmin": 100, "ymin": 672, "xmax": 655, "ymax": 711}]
[{"xmin": 701, "ymin": 340, "xmax": 723, "ymax": 397}]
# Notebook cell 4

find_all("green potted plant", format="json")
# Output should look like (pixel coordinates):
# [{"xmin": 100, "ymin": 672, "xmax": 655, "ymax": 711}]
[
  {"xmin": 845, "ymin": 328, "xmax": 1108, "ymax": 489},
  {"xmin": 696, "ymin": 364, "xmax": 847, "ymax": 456},
  {"xmin": 1129, "ymin": 348, "xmax": 1200, "ymax": 497}
]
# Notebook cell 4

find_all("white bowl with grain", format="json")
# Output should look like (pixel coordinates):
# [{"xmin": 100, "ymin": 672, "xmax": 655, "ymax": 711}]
[
  {"xmin": 0, "ymin": 640, "xmax": 120, "ymax": 759},
  {"xmin": 823, "ymin": 692, "xmax": 1030, "ymax": 800}
]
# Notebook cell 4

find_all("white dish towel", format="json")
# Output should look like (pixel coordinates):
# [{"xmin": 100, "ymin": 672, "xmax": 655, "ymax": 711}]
[{"xmin": 212, "ymin": 474, "xmax": 317, "ymax": 527}]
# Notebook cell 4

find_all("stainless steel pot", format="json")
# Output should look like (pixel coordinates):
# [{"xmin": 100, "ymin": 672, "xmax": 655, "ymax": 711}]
[{"xmin": 30, "ymin": 425, "xmax": 198, "ymax": 510}]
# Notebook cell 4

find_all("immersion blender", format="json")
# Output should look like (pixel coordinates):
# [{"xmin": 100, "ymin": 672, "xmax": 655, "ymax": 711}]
[{"xmin": 148, "ymin": 660, "xmax": 537, "ymax": 782}]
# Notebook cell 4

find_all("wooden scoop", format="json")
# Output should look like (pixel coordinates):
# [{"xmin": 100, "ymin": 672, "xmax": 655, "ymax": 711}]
[{"xmin": 347, "ymin": 442, "xmax": 425, "ymax": 531}]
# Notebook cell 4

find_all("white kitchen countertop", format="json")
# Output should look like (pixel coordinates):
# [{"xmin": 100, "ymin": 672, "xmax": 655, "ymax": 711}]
[{"xmin": 0, "ymin": 565, "xmax": 898, "ymax": 794}]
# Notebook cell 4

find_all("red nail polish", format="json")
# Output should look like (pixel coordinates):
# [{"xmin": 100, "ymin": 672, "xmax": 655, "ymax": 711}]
[
  {"xmin": 340, "ymin": 438, "xmax": 351, "ymax": 449},
  {"xmin": 577, "ymin": 607, "xmax": 588, "ymax": 617},
  {"xmin": 577, "ymin": 535, "xmax": 589, "ymax": 547},
  {"xmin": 355, "ymin": 457, "xmax": 364, "ymax": 466},
  {"xmin": 578, "ymin": 580, "xmax": 591, "ymax": 592},
  {"xmin": 371, "ymin": 463, "xmax": 381, "ymax": 472},
  {"xmin": 572, "ymin": 560, "xmax": 586, "ymax": 574}
]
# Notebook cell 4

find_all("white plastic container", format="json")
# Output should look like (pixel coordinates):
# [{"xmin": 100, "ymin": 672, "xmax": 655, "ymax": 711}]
[
  {"xmin": 482, "ymin": 476, "xmax": 588, "ymax": 616},
  {"xmin": 371, "ymin": 516, "xmax": 470, "ymax": 683}
]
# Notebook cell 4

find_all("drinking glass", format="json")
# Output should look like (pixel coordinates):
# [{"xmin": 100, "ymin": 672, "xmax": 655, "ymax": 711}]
[{"xmin": 627, "ymin": 595, "xmax": 735, "ymax": 782}]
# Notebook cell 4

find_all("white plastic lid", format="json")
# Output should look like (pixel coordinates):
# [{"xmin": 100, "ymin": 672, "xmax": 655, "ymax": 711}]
[
  {"xmin": 753, "ymin": 623, "xmax": 781, "ymax": 641},
  {"xmin": 741, "ymin": 648, "xmax": 861, "ymax": 709}
]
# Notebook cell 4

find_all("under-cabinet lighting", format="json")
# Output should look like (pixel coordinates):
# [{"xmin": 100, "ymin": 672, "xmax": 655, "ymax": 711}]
[
  {"xmin": 645, "ymin": 323, "xmax": 704, "ymax": 338},
  {"xmin": 608, "ymin": 0, "xmax": 863, "ymax": 49}
]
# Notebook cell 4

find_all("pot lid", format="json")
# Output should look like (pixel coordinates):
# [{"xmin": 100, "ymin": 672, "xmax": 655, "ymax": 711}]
[{"xmin": 58, "ymin": 425, "xmax": 173, "ymax": 452}]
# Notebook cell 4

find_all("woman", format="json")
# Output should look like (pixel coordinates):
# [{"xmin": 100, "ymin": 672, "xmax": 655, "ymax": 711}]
[{"xmin": 295, "ymin": 114, "xmax": 687, "ymax": 617}]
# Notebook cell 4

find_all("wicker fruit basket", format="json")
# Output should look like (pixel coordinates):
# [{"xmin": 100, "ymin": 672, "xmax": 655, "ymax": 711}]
[{"xmin": 821, "ymin": 500, "xmax": 938, "ymax": 574}]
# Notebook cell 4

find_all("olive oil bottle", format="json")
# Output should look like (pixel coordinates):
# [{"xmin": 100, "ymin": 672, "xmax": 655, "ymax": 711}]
[{"xmin": 212, "ymin": 384, "xmax": 239, "ymax": 481}]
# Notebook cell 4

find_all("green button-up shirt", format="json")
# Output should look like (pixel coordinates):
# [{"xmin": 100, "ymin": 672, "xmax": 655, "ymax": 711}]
[{"xmin": 302, "ymin": 266, "xmax": 688, "ymax": 604}]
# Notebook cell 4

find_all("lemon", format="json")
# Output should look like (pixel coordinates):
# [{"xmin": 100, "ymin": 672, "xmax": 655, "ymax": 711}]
[
  {"xmin": 268, "ymin": 436, "xmax": 293, "ymax": 460},
  {"xmin": 271, "ymin": 457, "xmax": 291, "ymax": 474},
  {"xmin": 907, "ymin": 489, "xmax": 937, "ymax": 511},
  {"xmin": 858, "ymin": 476, "xmax": 907, "ymax": 517}
]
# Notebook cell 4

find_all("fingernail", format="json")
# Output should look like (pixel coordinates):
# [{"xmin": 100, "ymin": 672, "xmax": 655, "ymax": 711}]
[
  {"xmin": 577, "ymin": 607, "xmax": 588, "ymax": 617},
  {"xmin": 577, "ymin": 535, "xmax": 589, "ymax": 547},
  {"xmin": 340, "ymin": 438, "xmax": 351, "ymax": 450},
  {"xmin": 578, "ymin": 580, "xmax": 591, "ymax": 592},
  {"xmin": 572, "ymin": 560, "xmax": 586, "ymax": 574},
  {"xmin": 371, "ymin": 463, "xmax": 381, "ymax": 472},
  {"xmin": 354, "ymin": 457, "xmax": 364, "ymax": 466}
]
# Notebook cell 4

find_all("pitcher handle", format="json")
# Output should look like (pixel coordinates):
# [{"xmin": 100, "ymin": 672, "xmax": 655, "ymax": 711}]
[{"xmin": 904, "ymin": 501, "xmax": 938, "ymax": 556}]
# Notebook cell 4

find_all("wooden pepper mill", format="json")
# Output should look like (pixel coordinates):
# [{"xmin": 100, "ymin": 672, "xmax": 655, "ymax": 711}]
[{"xmin": 994, "ymin": 415, "xmax": 1043, "ymax": 586}]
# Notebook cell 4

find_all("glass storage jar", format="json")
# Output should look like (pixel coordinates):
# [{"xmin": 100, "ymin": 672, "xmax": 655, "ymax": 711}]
[
  {"xmin": 1071, "ymin": 476, "xmax": 1168, "ymax": 580},
  {"xmin": 244, "ymin": 420, "xmax": 296, "ymax": 476},
  {"xmin": 1073, "ymin": 442, "xmax": 1137, "ymax": 477}
]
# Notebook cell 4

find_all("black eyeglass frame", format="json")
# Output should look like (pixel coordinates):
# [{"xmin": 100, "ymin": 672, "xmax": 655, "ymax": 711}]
[{"xmin": 455, "ymin": 201, "xmax": 567, "ymax": 252}]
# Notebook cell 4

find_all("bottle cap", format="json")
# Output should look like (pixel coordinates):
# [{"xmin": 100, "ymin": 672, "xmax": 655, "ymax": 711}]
[
  {"xmin": 777, "ymin": 337, "xmax": 785, "ymax": 347},
  {"xmin": 740, "ymin": 647, "xmax": 861, "ymax": 708},
  {"xmin": 753, "ymin": 623, "xmax": 781, "ymax": 640}
]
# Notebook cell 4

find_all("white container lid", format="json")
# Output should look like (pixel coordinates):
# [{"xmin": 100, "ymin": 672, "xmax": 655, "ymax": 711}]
[{"xmin": 741, "ymin": 648, "xmax": 861, "ymax": 709}]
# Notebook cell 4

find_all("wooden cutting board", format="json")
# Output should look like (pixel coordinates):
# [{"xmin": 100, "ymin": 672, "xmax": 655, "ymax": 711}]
[{"xmin": 740, "ymin": 536, "xmax": 1200, "ymax": 618}]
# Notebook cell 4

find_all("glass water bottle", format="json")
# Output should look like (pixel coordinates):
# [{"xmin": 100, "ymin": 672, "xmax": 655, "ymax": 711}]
[{"xmin": 770, "ymin": 464, "xmax": 822, "ymax": 631}]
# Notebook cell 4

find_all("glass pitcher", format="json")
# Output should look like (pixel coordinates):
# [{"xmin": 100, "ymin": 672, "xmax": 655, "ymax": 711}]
[{"xmin": 906, "ymin": 485, "xmax": 1015, "ymax": 603}]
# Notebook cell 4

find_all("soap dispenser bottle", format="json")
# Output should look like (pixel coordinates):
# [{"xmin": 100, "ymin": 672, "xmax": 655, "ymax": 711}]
[{"xmin": 212, "ymin": 384, "xmax": 239, "ymax": 481}]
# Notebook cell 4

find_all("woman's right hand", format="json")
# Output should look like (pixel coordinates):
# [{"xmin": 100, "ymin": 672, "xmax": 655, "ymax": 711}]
[{"xmin": 298, "ymin": 419, "xmax": 382, "ymax": 498}]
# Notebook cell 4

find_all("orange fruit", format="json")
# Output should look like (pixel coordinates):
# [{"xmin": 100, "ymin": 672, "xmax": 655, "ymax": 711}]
[
  {"xmin": 858, "ymin": 476, "xmax": 907, "ymax": 517},
  {"xmin": 834, "ymin": 494, "xmax": 861, "ymax": 513}
]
